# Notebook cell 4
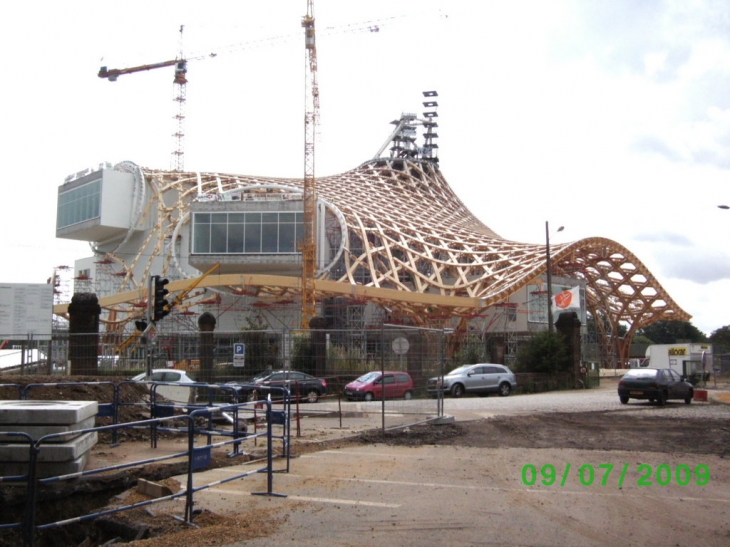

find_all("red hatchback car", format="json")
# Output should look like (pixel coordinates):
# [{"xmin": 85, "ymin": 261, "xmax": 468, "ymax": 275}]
[{"xmin": 344, "ymin": 371, "xmax": 414, "ymax": 401}]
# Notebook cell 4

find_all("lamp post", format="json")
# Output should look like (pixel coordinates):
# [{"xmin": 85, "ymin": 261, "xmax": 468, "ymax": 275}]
[{"xmin": 545, "ymin": 221, "xmax": 564, "ymax": 333}]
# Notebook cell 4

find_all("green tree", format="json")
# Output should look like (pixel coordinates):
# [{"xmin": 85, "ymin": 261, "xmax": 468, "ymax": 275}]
[
  {"xmin": 453, "ymin": 335, "xmax": 486, "ymax": 365},
  {"xmin": 709, "ymin": 325, "xmax": 730, "ymax": 352},
  {"xmin": 291, "ymin": 335, "xmax": 315, "ymax": 375},
  {"xmin": 516, "ymin": 331, "xmax": 571, "ymax": 374},
  {"xmin": 239, "ymin": 314, "xmax": 280, "ymax": 376},
  {"xmin": 636, "ymin": 321, "xmax": 708, "ymax": 344},
  {"xmin": 631, "ymin": 334, "xmax": 654, "ymax": 345}
]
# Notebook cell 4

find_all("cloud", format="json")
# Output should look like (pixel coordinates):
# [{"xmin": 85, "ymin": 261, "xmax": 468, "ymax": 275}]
[
  {"xmin": 630, "ymin": 104, "xmax": 730, "ymax": 168},
  {"xmin": 632, "ymin": 232, "xmax": 730, "ymax": 284},
  {"xmin": 634, "ymin": 231, "xmax": 694, "ymax": 246},
  {"xmin": 659, "ymin": 250, "xmax": 730, "ymax": 284},
  {"xmin": 563, "ymin": 1, "xmax": 730, "ymax": 77},
  {"xmin": 630, "ymin": 136, "xmax": 684, "ymax": 162}
]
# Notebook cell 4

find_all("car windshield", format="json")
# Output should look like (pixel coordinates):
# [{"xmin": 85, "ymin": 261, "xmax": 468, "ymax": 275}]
[
  {"xmin": 251, "ymin": 372, "xmax": 273, "ymax": 382},
  {"xmin": 356, "ymin": 372, "xmax": 381, "ymax": 383},
  {"xmin": 446, "ymin": 365, "xmax": 472, "ymax": 376},
  {"xmin": 623, "ymin": 369, "xmax": 658, "ymax": 379}
]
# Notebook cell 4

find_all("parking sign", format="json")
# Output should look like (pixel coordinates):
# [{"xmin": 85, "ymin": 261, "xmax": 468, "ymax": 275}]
[{"xmin": 233, "ymin": 343, "xmax": 246, "ymax": 367}]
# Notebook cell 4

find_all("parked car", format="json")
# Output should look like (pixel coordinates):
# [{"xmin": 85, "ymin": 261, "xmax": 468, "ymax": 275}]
[
  {"xmin": 618, "ymin": 367, "xmax": 694, "ymax": 405},
  {"xmin": 227, "ymin": 370, "xmax": 328, "ymax": 403},
  {"xmin": 427, "ymin": 364, "xmax": 517, "ymax": 398},
  {"xmin": 132, "ymin": 369, "xmax": 197, "ymax": 404},
  {"xmin": 344, "ymin": 371, "xmax": 414, "ymax": 402}
]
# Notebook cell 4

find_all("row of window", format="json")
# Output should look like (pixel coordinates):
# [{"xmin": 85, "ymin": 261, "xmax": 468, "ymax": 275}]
[
  {"xmin": 192, "ymin": 211, "xmax": 305, "ymax": 254},
  {"xmin": 57, "ymin": 180, "xmax": 101, "ymax": 229}
]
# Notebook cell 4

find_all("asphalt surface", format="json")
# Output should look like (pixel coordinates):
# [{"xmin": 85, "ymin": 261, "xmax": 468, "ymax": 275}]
[
  {"xmin": 150, "ymin": 377, "xmax": 730, "ymax": 547},
  {"xmin": 301, "ymin": 377, "xmax": 730, "ymax": 442}
]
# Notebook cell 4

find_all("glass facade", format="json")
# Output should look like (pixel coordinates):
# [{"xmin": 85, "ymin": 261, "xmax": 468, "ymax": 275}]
[
  {"xmin": 57, "ymin": 179, "xmax": 102, "ymax": 229},
  {"xmin": 193, "ymin": 211, "xmax": 304, "ymax": 254}
]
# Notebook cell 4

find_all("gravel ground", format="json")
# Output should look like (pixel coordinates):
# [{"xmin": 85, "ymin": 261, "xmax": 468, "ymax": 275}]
[{"xmin": 1, "ymin": 374, "xmax": 729, "ymax": 546}]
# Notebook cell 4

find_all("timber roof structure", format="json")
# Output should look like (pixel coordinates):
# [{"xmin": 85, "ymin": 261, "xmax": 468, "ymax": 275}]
[
  {"xmin": 72, "ymin": 155, "xmax": 690, "ymax": 337},
  {"xmin": 54, "ymin": 109, "xmax": 690, "ymax": 364}
]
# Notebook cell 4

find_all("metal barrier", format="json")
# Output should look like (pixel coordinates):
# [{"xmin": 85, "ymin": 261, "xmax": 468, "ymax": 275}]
[{"xmin": 0, "ymin": 400, "xmax": 289, "ymax": 547}]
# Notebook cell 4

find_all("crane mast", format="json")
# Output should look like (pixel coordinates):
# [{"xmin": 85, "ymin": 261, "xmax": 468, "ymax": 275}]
[
  {"xmin": 301, "ymin": 0, "xmax": 319, "ymax": 329},
  {"xmin": 98, "ymin": 26, "xmax": 188, "ymax": 172},
  {"xmin": 171, "ymin": 25, "xmax": 187, "ymax": 172}
]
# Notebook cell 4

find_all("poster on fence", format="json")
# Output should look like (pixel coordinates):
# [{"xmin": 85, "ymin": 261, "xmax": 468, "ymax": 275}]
[{"xmin": 0, "ymin": 283, "xmax": 53, "ymax": 339}]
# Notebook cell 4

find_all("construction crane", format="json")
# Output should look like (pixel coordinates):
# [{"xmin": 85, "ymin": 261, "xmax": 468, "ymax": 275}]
[
  {"xmin": 98, "ymin": 16, "xmax": 395, "ymax": 174},
  {"xmin": 301, "ymin": 0, "xmax": 319, "ymax": 329},
  {"xmin": 99, "ymin": 26, "xmax": 190, "ymax": 171}
]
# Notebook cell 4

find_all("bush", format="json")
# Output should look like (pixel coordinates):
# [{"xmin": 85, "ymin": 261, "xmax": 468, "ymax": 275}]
[{"xmin": 516, "ymin": 331, "xmax": 571, "ymax": 374}]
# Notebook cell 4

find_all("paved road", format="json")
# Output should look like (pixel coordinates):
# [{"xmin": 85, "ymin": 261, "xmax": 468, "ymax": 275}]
[
  {"xmin": 315, "ymin": 377, "xmax": 730, "ymax": 427},
  {"xmin": 161, "ymin": 378, "xmax": 730, "ymax": 546}
]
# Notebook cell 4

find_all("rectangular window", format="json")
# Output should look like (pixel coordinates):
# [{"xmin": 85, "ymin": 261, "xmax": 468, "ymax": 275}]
[
  {"xmin": 211, "ymin": 222, "xmax": 227, "ymax": 253},
  {"xmin": 245, "ymin": 223, "xmax": 262, "ymax": 253},
  {"xmin": 193, "ymin": 220, "xmax": 211, "ymax": 253},
  {"xmin": 57, "ymin": 179, "xmax": 102, "ymax": 229},
  {"xmin": 227, "ymin": 218, "xmax": 244, "ymax": 253},
  {"xmin": 192, "ymin": 210, "xmax": 304, "ymax": 255}
]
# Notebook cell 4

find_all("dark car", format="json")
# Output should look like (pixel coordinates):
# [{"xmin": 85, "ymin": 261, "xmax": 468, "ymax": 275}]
[
  {"xmin": 618, "ymin": 367, "xmax": 694, "ymax": 405},
  {"xmin": 228, "ymin": 370, "xmax": 328, "ymax": 403}
]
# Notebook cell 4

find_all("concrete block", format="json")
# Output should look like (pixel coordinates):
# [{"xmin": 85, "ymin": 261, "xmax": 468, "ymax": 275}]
[
  {"xmin": 137, "ymin": 478, "xmax": 174, "ymax": 498},
  {"xmin": 0, "ymin": 431, "xmax": 98, "ymax": 462},
  {"xmin": 0, "ymin": 400, "xmax": 98, "ymax": 424},
  {"xmin": 0, "ymin": 416, "xmax": 96, "ymax": 442},
  {"xmin": 0, "ymin": 452, "xmax": 90, "ymax": 479}
]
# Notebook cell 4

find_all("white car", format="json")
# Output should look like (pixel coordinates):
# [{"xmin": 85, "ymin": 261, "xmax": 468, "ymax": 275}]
[{"xmin": 132, "ymin": 369, "xmax": 197, "ymax": 404}]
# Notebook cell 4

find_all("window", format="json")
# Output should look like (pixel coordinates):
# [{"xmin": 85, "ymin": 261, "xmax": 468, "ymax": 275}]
[
  {"xmin": 396, "ymin": 374, "xmax": 410, "ymax": 384},
  {"xmin": 383, "ymin": 375, "xmax": 396, "ymax": 385},
  {"xmin": 57, "ymin": 179, "xmax": 102, "ymax": 229},
  {"xmin": 193, "ymin": 211, "xmax": 304, "ymax": 254}
]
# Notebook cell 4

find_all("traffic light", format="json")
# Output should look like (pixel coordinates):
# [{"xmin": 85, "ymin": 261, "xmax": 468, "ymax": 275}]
[{"xmin": 151, "ymin": 275, "xmax": 170, "ymax": 322}]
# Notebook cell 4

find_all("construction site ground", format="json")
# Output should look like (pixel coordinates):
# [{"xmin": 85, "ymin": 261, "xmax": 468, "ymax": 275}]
[{"xmin": 1, "ymin": 375, "xmax": 730, "ymax": 546}]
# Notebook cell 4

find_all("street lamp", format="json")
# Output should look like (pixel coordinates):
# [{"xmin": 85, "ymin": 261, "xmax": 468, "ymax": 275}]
[{"xmin": 546, "ymin": 221, "xmax": 564, "ymax": 333}]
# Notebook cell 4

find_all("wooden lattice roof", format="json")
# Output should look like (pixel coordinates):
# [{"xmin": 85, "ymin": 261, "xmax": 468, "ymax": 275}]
[
  {"xmin": 133, "ymin": 158, "xmax": 689, "ymax": 330},
  {"xmin": 55, "ymin": 157, "xmax": 689, "ymax": 342}
]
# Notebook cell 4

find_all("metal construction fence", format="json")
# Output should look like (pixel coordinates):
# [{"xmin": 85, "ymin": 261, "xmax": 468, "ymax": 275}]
[
  {"xmin": 0, "ymin": 325, "xmax": 453, "ymax": 394},
  {"xmin": 0, "ymin": 396, "xmax": 290, "ymax": 547}
]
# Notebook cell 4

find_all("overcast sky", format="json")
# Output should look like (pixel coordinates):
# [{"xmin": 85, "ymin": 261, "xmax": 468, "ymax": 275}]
[{"xmin": 2, "ymin": 0, "xmax": 729, "ymax": 336}]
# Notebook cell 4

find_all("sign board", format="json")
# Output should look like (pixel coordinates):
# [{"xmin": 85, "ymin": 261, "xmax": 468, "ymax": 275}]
[
  {"xmin": 0, "ymin": 283, "xmax": 53, "ymax": 339},
  {"xmin": 233, "ymin": 343, "xmax": 246, "ymax": 367},
  {"xmin": 392, "ymin": 337, "xmax": 409, "ymax": 355}
]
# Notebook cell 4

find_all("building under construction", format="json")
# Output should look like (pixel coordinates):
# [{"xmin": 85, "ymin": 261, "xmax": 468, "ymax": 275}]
[{"xmin": 52, "ymin": 100, "xmax": 690, "ymax": 369}]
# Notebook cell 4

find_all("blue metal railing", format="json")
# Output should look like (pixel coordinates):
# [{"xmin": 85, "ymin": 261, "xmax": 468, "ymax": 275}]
[{"xmin": 0, "ymin": 398, "xmax": 290, "ymax": 547}]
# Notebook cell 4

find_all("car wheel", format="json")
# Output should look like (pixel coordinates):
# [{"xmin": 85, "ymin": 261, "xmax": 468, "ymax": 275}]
[
  {"xmin": 306, "ymin": 390, "xmax": 319, "ymax": 404},
  {"xmin": 498, "ymin": 382, "xmax": 512, "ymax": 397},
  {"xmin": 364, "ymin": 392, "xmax": 374, "ymax": 402},
  {"xmin": 619, "ymin": 396, "xmax": 629, "ymax": 404},
  {"xmin": 657, "ymin": 391, "xmax": 667, "ymax": 406},
  {"xmin": 451, "ymin": 384, "xmax": 465, "ymax": 398},
  {"xmin": 685, "ymin": 391, "xmax": 693, "ymax": 405},
  {"xmin": 404, "ymin": 390, "xmax": 413, "ymax": 401}
]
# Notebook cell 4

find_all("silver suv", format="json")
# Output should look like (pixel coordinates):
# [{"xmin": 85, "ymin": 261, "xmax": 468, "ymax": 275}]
[{"xmin": 427, "ymin": 364, "xmax": 517, "ymax": 398}]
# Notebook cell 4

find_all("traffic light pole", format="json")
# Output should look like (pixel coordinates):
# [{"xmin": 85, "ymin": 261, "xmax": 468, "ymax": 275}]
[{"xmin": 144, "ymin": 275, "xmax": 154, "ymax": 379}]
